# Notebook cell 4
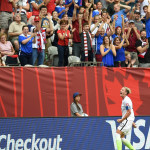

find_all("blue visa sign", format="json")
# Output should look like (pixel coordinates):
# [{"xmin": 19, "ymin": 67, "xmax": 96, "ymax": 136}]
[{"xmin": 0, "ymin": 117, "xmax": 150, "ymax": 150}]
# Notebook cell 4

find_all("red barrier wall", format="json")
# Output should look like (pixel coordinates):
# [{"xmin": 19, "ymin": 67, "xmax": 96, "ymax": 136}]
[{"xmin": 0, "ymin": 67, "xmax": 150, "ymax": 117}]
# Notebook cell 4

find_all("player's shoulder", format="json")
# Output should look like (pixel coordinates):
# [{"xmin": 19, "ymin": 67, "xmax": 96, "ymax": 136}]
[{"xmin": 124, "ymin": 96, "xmax": 132, "ymax": 103}]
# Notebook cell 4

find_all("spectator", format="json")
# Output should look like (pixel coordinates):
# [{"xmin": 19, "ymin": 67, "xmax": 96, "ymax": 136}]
[
  {"xmin": 72, "ymin": 5, "xmax": 88, "ymax": 58},
  {"xmin": 51, "ymin": 11, "xmax": 60, "ymax": 46},
  {"xmin": 55, "ymin": 0, "xmax": 68, "ymax": 19},
  {"xmin": 111, "ymin": 3, "xmax": 131, "ymax": 28},
  {"xmin": 0, "ymin": 33, "xmax": 15, "ymax": 57},
  {"xmin": 57, "ymin": 20, "xmax": 75, "ymax": 66},
  {"xmin": 30, "ymin": 0, "xmax": 44, "ymax": 16},
  {"xmin": 136, "ymin": 29, "xmax": 150, "ymax": 67},
  {"xmin": 125, "ymin": 20, "xmax": 140, "ymax": 66},
  {"xmin": 125, "ymin": 51, "xmax": 135, "ymax": 67},
  {"xmin": 139, "ymin": 0, "xmax": 149, "ymax": 17},
  {"xmin": 0, "ymin": 0, "xmax": 15, "ymax": 33},
  {"xmin": 44, "ymin": 0, "xmax": 58, "ymax": 15},
  {"xmin": 130, "ymin": 9, "xmax": 144, "ymax": 31},
  {"xmin": 144, "ymin": 1, "xmax": 150, "ymax": 49},
  {"xmin": 113, "ymin": 34, "xmax": 129, "ymax": 67},
  {"xmin": 90, "ymin": 15, "xmax": 102, "ymax": 61},
  {"xmin": 101, "ymin": 10, "xmax": 111, "ymax": 33},
  {"xmin": 16, "ymin": 0, "xmax": 30, "ymax": 24},
  {"xmin": 39, "ymin": 5, "xmax": 54, "ymax": 64},
  {"xmin": 19, "ymin": 25, "xmax": 36, "ymax": 66},
  {"xmin": 31, "ymin": 16, "xmax": 47, "ymax": 66},
  {"xmin": 79, "ymin": 21, "xmax": 93, "ymax": 62},
  {"xmin": 92, "ymin": 2, "xmax": 103, "ymax": 19},
  {"xmin": 65, "ymin": 0, "xmax": 82, "ymax": 17},
  {"xmin": 107, "ymin": 0, "xmax": 126, "ymax": 17},
  {"xmin": 8, "ymin": 13, "xmax": 25, "ymax": 53},
  {"xmin": 112, "ymin": 15, "xmax": 124, "ymax": 41},
  {"xmin": 100, "ymin": 36, "xmax": 116, "ymax": 67}
]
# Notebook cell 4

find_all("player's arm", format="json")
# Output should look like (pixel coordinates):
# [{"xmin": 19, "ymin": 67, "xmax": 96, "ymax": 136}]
[
  {"xmin": 132, "ymin": 122, "xmax": 137, "ymax": 128},
  {"xmin": 117, "ymin": 109, "xmax": 131, "ymax": 123}
]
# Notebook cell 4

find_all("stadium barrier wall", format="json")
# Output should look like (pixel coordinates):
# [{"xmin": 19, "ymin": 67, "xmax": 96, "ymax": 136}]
[
  {"xmin": 0, "ymin": 116, "xmax": 150, "ymax": 150},
  {"xmin": 0, "ymin": 67, "xmax": 150, "ymax": 117}
]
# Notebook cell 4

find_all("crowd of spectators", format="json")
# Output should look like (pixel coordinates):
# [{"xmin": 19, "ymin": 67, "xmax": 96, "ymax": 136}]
[{"xmin": 0, "ymin": 0, "xmax": 150, "ymax": 67}]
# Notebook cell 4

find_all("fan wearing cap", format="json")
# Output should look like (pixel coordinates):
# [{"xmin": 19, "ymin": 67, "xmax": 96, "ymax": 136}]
[
  {"xmin": 130, "ymin": 9, "xmax": 144, "ymax": 31},
  {"xmin": 125, "ymin": 20, "xmax": 140, "ymax": 66},
  {"xmin": 30, "ymin": 16, "xmax": 47, "ymax": 66},
  {"xmin": 70, "ymin": 92, "xmax": 87, "ymax": 117}
]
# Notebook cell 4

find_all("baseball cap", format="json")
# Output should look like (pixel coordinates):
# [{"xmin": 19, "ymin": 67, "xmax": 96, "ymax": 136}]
[
  {"xmin": 34, "ymin": 16, "xmax": 40, "ymax": 22},
  {"xmin": 129, "ymin": 20, "xmax": 134, "ymax": 23},
  {"xmin": 73, "ymin": 92, "xmax": 82, "ymax": 99},
  {"xmin": 134, "ymin": 10, "xmax": 140, "ymax": 14}
]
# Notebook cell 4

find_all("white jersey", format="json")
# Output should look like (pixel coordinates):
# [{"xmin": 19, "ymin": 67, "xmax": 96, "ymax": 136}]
[{"xmin": 121, "ymin": 96, "xmax": 135, "ymax": 121}]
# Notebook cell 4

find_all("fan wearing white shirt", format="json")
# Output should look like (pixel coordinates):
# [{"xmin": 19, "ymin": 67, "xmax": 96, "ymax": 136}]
[{"xmin": 116, "ymin": 87, "xmax": 136, "ymax": 150}]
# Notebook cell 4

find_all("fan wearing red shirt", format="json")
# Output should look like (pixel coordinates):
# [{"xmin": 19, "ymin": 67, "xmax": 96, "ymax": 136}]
[
  {"xmin": 44, "ymin": 0, "xmax": 58, "ymax": 14},
  {"xmin": 57, "ymin": 20, "xmax": 74, "ymax": 66},
  {"xmin": 0, "ymin": 0, "xmax": 15, "ymax": 33},
  {"xmin": 125, "ymin": 20, "xmax": 140, "ymax": 66}
]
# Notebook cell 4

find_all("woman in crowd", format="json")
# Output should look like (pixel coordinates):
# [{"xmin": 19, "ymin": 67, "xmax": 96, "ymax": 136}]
[
  {"xmin": 0, "ymin": 33, "xmax": 15, "ymax": 56},
  {"xmin": 57, "ymin": 20, "xmax": 75, "ymax": 66},
  {"xmin": 112, "ymin": 15, "xmax": 125, "ymax": 41},
  {"xmin": 100, "ymin": 36, "xmax": 116, "ymax": 67},
  {"xmin": 113, "ymin": 34, "xmax": 129, "ymax": 67},
  {"xmin": 19, "ymin": 25, "xmax": 36, "ymax": 66},
  {"xmin": 0, "ymin": 33, "xmax": 15, "ymax": 65}
]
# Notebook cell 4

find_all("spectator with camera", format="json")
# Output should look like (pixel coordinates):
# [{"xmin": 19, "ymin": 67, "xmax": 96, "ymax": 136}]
[{"xmin": 19, "ymin": 25, "xmax": 36, "ymax": 66}]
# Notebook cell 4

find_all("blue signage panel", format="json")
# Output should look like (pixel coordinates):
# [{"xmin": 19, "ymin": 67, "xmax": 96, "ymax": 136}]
[{"xmin": 0, "ymin": 117, "xmax": 149, "ymax": 150}]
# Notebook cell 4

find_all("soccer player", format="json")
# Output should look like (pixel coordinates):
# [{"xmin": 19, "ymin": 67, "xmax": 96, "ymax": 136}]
[{"xmin": 116, "ymin": 87, "xmax": 136, "ymax": 150}]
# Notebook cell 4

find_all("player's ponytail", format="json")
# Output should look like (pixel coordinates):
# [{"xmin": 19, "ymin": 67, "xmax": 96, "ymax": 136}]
[{"xmin": 124, "ymin": 87, "xmax": 131, "ymax": 95}]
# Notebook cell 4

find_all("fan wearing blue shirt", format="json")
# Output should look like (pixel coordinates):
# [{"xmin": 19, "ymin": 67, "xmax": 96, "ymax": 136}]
[
  {"xmin": 92, "ymin": 2, "xmax": 103, "ymax": 18},
  {"xmin": 111, "ymin": 3, "xmax": 131, "ymax": 28},
  {"xmin": 65, "ymin": 0, "xmax": 82, "ymax": 17},
  {"xmin": 55, "ymin": 0, "xmax": 67, "ymax": 19},
  {"xmin": 19, "ymin": 25, "xmax": 36, "ymax": 66},
  {"xmin": 145, "ymin": 3, "xmax": 150, "ymax": 49}
]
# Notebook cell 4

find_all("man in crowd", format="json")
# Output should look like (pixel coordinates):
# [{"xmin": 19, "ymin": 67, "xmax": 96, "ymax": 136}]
[
  {"xmin": 111, "ymin": 3, "xmax": 131, "ymax": 28},
  {"xmin": 125, "ymin": 20, "xmax": 140, "ymax": 66},
  {"xmin": 107, "ymin": 0, "xmax": 126, "ymax": 17},
  {"xmin": 0, "ymin": 0, "xmax": 16, "ymax": 33},
  {"xmin": 136, "ymin": 29, "xmax": 150, "ymax": 67},
  {"xmin": 8, "ymin": 13, "xmax": 25, "ymax": 53}
]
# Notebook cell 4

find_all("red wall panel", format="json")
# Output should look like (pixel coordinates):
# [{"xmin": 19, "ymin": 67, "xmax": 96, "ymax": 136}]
[{"xmin": 0, "ymin": 67, "xmax": 150, "ymax": 117}]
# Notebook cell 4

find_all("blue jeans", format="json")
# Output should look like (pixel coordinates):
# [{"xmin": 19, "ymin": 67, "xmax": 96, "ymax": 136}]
[
  {"xmin": 32, "ymin": 48, "xmax": 45, "ymax": 66},
  {"xmin": 19, "ymin": 51, "xmax": 32, "ymax": 66},
  {"xmin": 57, "ymin": 45, "xmax": 69, "ymax": 66}
]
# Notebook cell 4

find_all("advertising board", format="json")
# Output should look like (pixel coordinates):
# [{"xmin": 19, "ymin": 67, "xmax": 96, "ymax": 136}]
[{"xmin": 0, "ymin": 117, "xmax": 149, "ymax": 150}]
